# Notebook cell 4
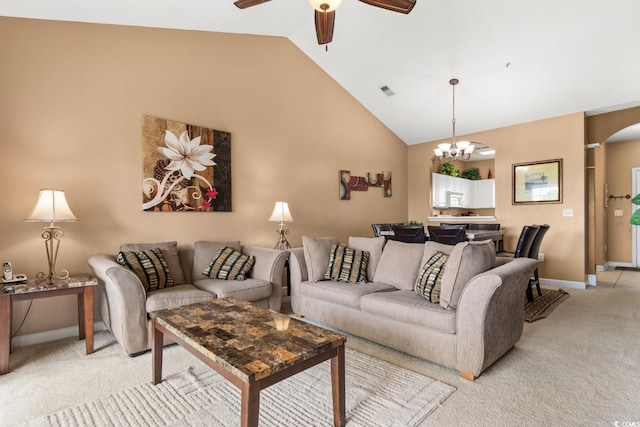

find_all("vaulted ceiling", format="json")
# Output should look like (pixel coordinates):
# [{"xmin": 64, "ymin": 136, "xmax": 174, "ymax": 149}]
[{"xmin": 2, "ymin": 0, "xmax": 640, "ymax": 144}]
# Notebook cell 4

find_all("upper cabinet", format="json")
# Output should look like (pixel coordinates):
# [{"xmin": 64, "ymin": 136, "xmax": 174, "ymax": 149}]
[{"xmin": 432, "ymin": 173, "xmax": 495, "ymax": 209}]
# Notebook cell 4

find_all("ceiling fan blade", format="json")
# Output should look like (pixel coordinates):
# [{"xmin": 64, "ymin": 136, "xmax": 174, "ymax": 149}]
[
  {"xmin": 314, "ymin": 10, "xmax": 335, "ymax": 45},
  {"xmin": 357, "ymin": 0, "xmax": 416, "ymax": 14},
  {"xmin": 234, "ymin": 0, "xmax": 272, "ymax": 9}
]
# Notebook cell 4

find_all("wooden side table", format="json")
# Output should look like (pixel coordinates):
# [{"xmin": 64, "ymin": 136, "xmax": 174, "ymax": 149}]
[{"xmin": 0, "ymin": 274, "xmax": 98, "ymax": 375}]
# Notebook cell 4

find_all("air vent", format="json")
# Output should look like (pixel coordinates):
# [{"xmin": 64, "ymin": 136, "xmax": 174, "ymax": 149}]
[{"xmin": 380, "ymin": 85, "xmax": 395, "ymax": 96}]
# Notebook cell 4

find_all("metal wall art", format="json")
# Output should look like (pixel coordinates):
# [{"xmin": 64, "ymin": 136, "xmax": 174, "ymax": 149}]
[{"xmin": 339, "ymin": 170, "xmax": 392, "ymax": 200}]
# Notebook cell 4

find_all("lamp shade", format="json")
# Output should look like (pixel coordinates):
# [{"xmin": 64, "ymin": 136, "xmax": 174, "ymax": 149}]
[
  {"xmin": 268, "ymin": 201, "xmax": 293, "ymax": 223},
  {"xmin": 25, "ymin": 189, "xmax": 78, "ymax": 223}
]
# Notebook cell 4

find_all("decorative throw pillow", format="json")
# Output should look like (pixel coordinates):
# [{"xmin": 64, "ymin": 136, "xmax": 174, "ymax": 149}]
[
  {"xmin": 415, "ymin": 251, "xmax": 449, "ymax": 303},
  {"xmin": 203, "ymin": 246, "xmax": 255, "ymax": 281},
  {"xmin": 324, "ymin": 244, "xmax": 370, "ymax": 284},
  {"xmin": 302, "ymin": 236, "xmax": 340, "ymax": 282},
  {"xmin": 119, "ymin": 241, "xmax": 184, "ymax": 285},
  {"xmin": 116, "ymin": 248, "xmax": 174, "ymax": 293}
]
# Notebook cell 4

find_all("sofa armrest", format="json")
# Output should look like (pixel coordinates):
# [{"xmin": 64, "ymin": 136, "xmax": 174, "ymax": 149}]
[
  {"xmin": 288, "ymin": 247, "xmax": 307, "ymax": 287},
  {"xmin": 242, "ymin": 246, "xmax": 289, "ymax": 311},
  {"xmin": 87, "ymin": 254, "xmax": 149, "ymax": 355},
  {"xmin": 455, "ymin": 257, "xmax": 538, "ymax": 378}
]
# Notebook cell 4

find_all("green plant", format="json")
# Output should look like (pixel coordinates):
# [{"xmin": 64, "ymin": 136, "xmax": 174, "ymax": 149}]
[
  {"xmin": 405, "ymin": 220, "xmax": 423, "ymax": 226},
  {"xmin": 460, "ymin": 167, "xmax": 481, "ymax": 180},
  {"xmin": 440, "ymin": 162, "xmax": 460, "ymax": 176},
  {"xmin": 631, "ymin": 194, "xmax": 640, "ymax": 225}
]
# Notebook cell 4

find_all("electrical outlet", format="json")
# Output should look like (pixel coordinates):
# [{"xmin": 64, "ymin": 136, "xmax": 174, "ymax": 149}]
[
  {"xmin": 614, "ymin": 209, "xmax": 623, "ymax": 217},
  {"xmin": 538, "ymin": 253, "xmax": 544, "ymax": 261},
  {"xmin": 563, "ymin": 208, "xmax": 573, "ymax": 217}
]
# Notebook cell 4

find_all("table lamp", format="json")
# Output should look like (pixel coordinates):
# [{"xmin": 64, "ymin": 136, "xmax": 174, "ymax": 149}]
[
  {"xmin": 268, "ymin": 201, "xmax": 293, "ymax": 250},
  {"xmin": 24, "ymin": 189, "xmax": 78, "ymax": 283}
]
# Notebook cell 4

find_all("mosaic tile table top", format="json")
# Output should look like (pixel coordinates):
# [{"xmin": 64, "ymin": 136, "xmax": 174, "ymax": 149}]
[
  {"xmin": 150, "ymin": 297, "xmax": 346, "ymax": 383},
  {"xmin": 0, "ymin": 274, "xmax": 97, "ymax": 295}
]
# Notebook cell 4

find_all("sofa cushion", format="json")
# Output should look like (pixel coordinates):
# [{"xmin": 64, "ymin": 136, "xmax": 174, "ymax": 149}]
[
  {"xmin": 360, "ymin": 290, "xmax": 456, "ymax": 334},
  {"xmin": 302, "ymin": 236, "xmax": 340, "ymax": 282},
  {"xmin": 325, "ymin": 244, "xmax": 369, "ymax": 284},
  {"xmin": 193, "ymin": 240, "xmax": 242, "ymax": 280},
  {"xmin": 299, "ymin": 280, "xmax": 396, "ymax": 309},
  {"xmin": 420, "ymin": 241, "xmax": 457, "ymax": 264},
  {"xmin": 145, "ymin": 284, "xmax": 213, "ymax": 313},
  {"xmin": 439, "ymin": 240, "xmax": 496, "ymax": 310},
  {"xmin": 120, "ymin": 241, "xmax": 185, "ymax": 285},
  {"xmin": 415, "ymin": 251, "xmax": 449, "ymax": 303},
  {"xmin": 372, "ymin": 240, "xmax": 424, "ymax": 290},
  {"xmin": 193, "ymin": 278, "xmax": 272, "ymax": 301},
  {"xmin": 203, "ymin": 246, "xmax": 255, "ymax": 280},
  {"xmin": 347, "ymin": 236, "xmax": 385, "ymax": 281},
  {"xmin": 116, "ymin": 248, "xmax": 174, "ymax": 293}
]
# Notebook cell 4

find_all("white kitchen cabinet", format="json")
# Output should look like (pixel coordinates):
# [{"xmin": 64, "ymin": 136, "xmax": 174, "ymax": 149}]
[
  {"xmin": 432, "ymin": 173, "xmax": 449, "ymax": 208},
  {"xmin": 474, "ymin": 179, "xmax": 495, "ymax": 208},
  {"xmin": 432, "ymin": 174, "xmax": 495, "ymax": 209}
]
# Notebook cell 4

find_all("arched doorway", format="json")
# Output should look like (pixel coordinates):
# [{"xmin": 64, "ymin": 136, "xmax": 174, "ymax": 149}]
[{"xmin": 586, "ymin": 107, "xmax": 640, "ymax": 281}]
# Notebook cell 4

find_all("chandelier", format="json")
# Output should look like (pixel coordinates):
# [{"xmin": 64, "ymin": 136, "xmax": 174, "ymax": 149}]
[{"xmin": 434, "ymin": 78, "xmax": 475, "ymax": 160}]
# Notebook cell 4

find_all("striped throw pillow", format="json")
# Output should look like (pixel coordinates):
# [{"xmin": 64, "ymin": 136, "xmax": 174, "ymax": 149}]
[
  {"xmin": 324, "ymin": 244, "xmax": 370, "ymax": 284},
  {"xmin": 116, "ymin": 248, "xmax": 174, "ymax": 293},
  {"xmin": 203, "ymin": 246, "xmax": 255, "ymax": 280},
  {"xmin": 415, "ymin": 251, "xmax": 448, "ymax": 303}
]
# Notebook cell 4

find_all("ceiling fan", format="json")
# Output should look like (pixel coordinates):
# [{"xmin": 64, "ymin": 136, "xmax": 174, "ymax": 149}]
[{"xmin": 234, "ymin": 0, "xmax": 416, "ymax": 45}]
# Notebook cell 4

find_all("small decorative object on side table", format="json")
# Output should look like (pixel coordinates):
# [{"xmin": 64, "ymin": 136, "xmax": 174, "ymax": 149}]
[{"xmin": 0, "ymin": 274, "xmax": 98, "ymax": 375}]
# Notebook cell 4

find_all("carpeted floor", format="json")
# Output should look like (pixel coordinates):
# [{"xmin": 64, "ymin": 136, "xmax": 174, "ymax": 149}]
[
  {"xmin": 23, "ymin": 349, "xmax": 454, "ymax": 427},
  {"xmin": 524, "ymin": 288, "xmax": 569, "ymax": 322},
  {"xmin": 2, "ymin": 284, "xmax": 640, "ymax": 426}
]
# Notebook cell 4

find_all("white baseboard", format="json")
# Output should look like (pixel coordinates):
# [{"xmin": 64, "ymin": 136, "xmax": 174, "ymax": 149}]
[
  {"xmin": 540, "ymin": 278, "xmax": 587, "ymax": 290},
  {"xmin": 587, "ymin": 274, "xmax": 597, "ymax": 286},
  {"xmin": 606, "ymin": 261, "xmax": 634, "ymax": 268},
  {"xmin": 12, "ymin": 322, "xmax": 107, "ymax": 349},
  {"xmin": 596, "ymin": 262, "xmax": 609, "ymax": 272}
]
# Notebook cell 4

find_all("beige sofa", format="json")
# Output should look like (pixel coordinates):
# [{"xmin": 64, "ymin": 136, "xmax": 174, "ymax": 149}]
[
  {"xmin": 289, "ymin": 236, "xmax": 538, "ymax": 380},
  {"xmin": 88, "ymin": 240, "xmax": 288, "ymax": 356}
]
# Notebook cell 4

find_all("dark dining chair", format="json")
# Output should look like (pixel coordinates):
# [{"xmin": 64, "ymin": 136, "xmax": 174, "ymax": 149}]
[
  {"xmin": 498, "ymin": 225, "xmax": 540, "ymax": 302},
  {"xmin": 467, "ymin": 223, "xmax": 501, "ymax": 231},
  {"xmin": 427, "ymin": 225, "xmax": 467, "ymax": 245},
  {"xmin": 389, "ymin": 224, "xmax": 427, "ymax": 243},
  {"xmin": 371, "ymin": 223, "xmax": 402, "ymax": 237},
  {"xmin": 527, "ymin": 224, "xmax": 550, "ymax": 301}
]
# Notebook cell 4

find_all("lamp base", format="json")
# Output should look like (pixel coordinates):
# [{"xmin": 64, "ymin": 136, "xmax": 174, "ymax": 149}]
[
  {"xmin": 274, "ymin": 223, "xmax": 291, "ymax": 250},
  {"xmin": 37, "ymin": 226, "xmax": 71, "ymax": 284}
]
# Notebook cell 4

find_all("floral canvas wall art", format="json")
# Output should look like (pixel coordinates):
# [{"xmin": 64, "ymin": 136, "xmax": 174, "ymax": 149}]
[{"xmin": 142, "ymin": 116, "xmax": 231, "ymax": 212}]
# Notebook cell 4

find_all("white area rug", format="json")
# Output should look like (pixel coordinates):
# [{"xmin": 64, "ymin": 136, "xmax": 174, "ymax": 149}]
[{"xmin": 25, "ymin": 349, "xmax": 454, "ymax": 427}]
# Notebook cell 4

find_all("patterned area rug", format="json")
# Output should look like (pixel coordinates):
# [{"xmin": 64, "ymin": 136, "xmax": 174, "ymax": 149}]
[
  {"xmin": 524, "ymin": 288, "xmax": 570, "ymax": 322},
  {"xmin": 25, "ymin": 349, "xmax": 454, "ymax": 427}
]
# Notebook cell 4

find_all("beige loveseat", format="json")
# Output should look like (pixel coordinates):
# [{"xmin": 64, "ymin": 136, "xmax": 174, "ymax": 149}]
[
  {"xmin": 289, "ymin": 236, "xmax": 538, "ymax": 380},
  {"xmin": 88, "ymin": 241, "xmax": 288, "ymax": 356}
]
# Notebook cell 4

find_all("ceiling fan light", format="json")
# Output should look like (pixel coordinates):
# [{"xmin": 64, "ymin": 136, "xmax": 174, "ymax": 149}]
[{"xmin": 308, "ymin": 0, "xmax": 343, "ymax": 12}]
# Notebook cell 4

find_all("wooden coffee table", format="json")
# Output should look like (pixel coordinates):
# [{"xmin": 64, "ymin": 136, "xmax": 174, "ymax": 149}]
[{"xmin": 150, "ymin": 297, "xmax": 346, "ymax": 427}]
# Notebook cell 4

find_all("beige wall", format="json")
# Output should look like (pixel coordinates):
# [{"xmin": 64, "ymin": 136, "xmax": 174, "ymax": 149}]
[
  {"xmin": 0, "ymin": 18, "xmax": 408, "ymax": 335},
  {"xmin": 587, "ymin": 106, "xmax": 640, "ymax": 269},
  {"xmin": 409, "ymin": 113, "xmax": 586, "ymax": 283},
  {"xmin": 605, "ymin": 139, "xmax": 640, "ymax": 263}
]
